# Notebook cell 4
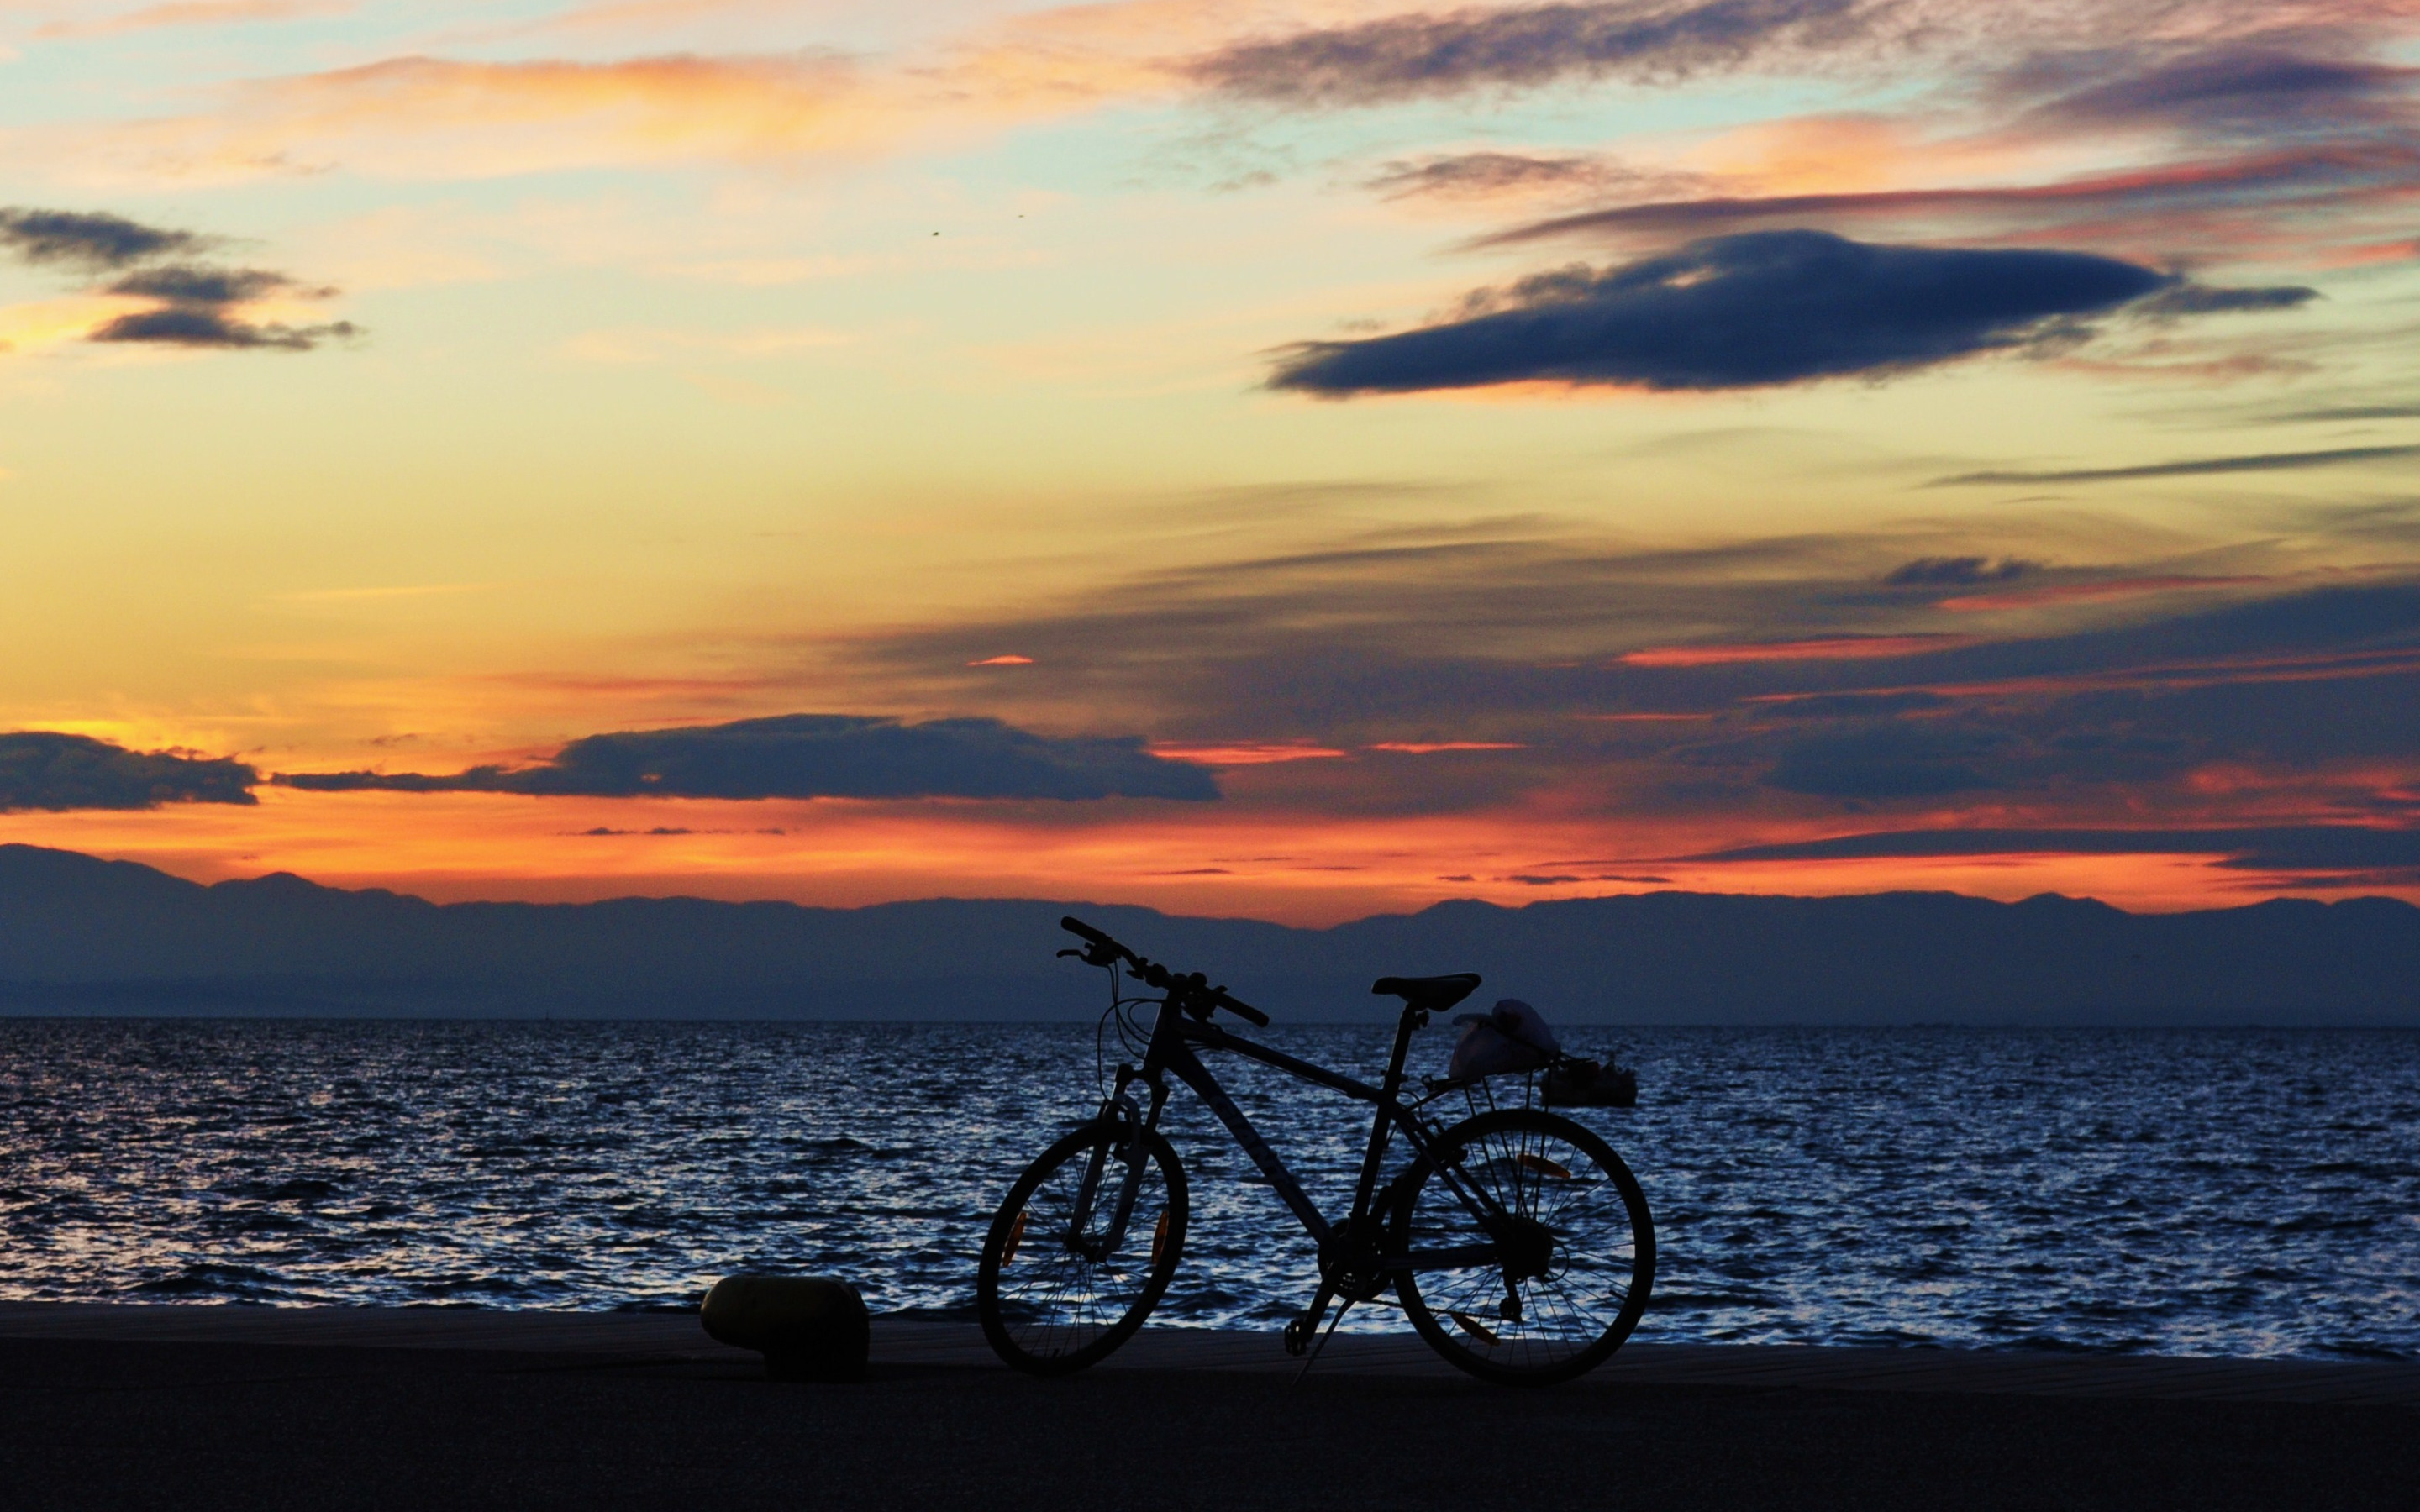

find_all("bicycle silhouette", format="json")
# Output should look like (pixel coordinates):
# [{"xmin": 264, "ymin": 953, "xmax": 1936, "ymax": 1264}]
[{"xmin": 975, "ymin": 916, "xmax": 1655, "ymax": 1385}]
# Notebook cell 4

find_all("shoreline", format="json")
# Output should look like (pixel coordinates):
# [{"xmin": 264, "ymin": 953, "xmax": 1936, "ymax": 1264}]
[{"xmin": 5, "ymin": 1301, "xmax": 2414, "ymax": 1405}]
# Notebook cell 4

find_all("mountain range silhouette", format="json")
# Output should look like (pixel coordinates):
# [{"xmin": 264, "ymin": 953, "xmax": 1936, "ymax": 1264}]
[{"xmin": 3, "ymin": 844, "xmax": 2413, "ymax": 1024}]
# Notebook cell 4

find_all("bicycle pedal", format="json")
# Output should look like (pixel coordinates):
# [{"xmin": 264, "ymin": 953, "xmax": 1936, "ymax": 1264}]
[{"xmin": 1282, "ymin": 1318, "xmax": 1308, "ymax": 1357}]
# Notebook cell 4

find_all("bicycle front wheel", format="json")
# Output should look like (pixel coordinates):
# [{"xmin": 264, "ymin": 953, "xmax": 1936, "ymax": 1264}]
[
  {"xmin": 976, "ymin": 1121, "xmax": 1189, "ymax": 1376},
  {"xmin": 1393, "ymin": 1107, "xmax": 1653, "ymax": 1385}
]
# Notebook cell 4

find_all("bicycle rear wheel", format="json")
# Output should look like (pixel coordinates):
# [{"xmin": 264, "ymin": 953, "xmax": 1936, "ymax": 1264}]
[
  {"xmin": 1393, "ymin": 1107, "xmax": 1653, "ymax": 1385},
  {"xmin": 976, "ymin": 1121, "xmax": 1189, "ymax": 1376}
]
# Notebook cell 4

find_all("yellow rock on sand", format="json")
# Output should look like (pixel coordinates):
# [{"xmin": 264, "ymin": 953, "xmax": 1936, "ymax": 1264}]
[{"xmin": 701, "ymin": 1275, "xmax": 870, "ymax": 1383}]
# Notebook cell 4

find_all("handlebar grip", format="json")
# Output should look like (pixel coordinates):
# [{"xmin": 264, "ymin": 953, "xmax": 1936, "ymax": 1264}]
[
  {"xmin": 1060, "ymin": 915, "xmax": 1268, "ymax": 1024},
  {"xmin": 1061, "ymin": 916, "xmax": 1136, "ymax": 963}
]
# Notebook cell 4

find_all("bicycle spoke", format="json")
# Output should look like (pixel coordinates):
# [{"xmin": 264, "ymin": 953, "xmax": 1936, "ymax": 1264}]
[
  {"xmin": 1397, "ymin": 1110, "xmax": 1652, "ymax": 1383},
  {"xmin": 985, "ymin": 1129, "xmax": 1183, "ymax": 1369}
]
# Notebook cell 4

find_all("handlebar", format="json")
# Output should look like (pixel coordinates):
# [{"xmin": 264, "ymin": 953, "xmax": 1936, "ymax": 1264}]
[{"xmin": 1059, "ymin": 915, "xmax": 1271, "ymax": 1027}]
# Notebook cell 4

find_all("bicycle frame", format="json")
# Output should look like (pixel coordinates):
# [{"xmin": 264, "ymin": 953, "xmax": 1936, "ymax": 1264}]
[{"xmin": 1072, "ymin": 988, "xmax": 1510, "ymax": 1303}]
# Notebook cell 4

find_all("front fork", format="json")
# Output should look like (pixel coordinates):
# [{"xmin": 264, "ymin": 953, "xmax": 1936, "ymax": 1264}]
[{"xmin": 1065, "ymin": 1066, "xmax": 1165, "ymax": 1263}]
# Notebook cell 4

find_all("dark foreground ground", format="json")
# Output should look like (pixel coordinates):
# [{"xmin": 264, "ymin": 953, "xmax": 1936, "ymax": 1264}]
[{"xmin": 3, "ymin": 1310, "xmax": 2414, "ymax": 1512}]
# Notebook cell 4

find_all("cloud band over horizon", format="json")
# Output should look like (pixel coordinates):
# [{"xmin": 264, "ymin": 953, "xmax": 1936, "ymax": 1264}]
[
  {"xmin": 0, "ymin": 732, "xmax": 259, "ymax": 813},
  {"xmin": 273, "ymin": 714, "xmax": 1222, "ymax": 802}
]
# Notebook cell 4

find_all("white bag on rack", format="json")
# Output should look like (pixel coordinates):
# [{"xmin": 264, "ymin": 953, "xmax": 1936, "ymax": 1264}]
[{"xmin": 1446, "ymin": 999, "xmax": 1560, "ymax": 1080}]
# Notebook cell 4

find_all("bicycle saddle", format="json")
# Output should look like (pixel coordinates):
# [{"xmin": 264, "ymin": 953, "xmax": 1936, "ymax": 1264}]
[{"xmin": 1370, "ymin": 973, "xmax": 1481, "ymax": 1011}]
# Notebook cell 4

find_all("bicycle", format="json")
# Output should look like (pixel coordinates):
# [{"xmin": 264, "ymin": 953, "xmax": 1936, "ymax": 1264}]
[{"xmin": 974, "ymin": 916, "xmax": 1655, "ymax": 1386}]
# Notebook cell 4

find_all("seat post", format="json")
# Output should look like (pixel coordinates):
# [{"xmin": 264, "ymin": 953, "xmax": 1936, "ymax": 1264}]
[
  {"xmin": 1381, "ymin": 1002, "xmax": 1428, "ymax": 1102},
  {"xmin": 1349, "ymin": 1001, "xmax": 1432, "ymax": 1228}
]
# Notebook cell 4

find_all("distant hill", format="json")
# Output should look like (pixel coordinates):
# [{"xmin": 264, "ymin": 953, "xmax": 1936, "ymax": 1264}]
[{"xmin": 1, "ymin": 843, "xmax": 2415, "ymax": 1024}]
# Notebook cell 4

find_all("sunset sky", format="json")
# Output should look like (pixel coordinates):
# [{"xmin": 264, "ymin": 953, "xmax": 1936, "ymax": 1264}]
[{"xmin": 2, "ymin": 0, "xmax": 2417, "ymax": 922}]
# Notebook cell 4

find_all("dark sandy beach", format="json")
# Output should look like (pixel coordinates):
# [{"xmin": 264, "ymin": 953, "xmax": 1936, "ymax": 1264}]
[{"xmin": 3, "ymin": 1305, "xmax": 2413, "ymax": 1511}]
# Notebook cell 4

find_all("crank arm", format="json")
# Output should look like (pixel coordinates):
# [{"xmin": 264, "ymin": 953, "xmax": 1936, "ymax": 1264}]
[{"xmin": 1283, "ymin": 1274, "xmax": 1340, "ymax": 1357}]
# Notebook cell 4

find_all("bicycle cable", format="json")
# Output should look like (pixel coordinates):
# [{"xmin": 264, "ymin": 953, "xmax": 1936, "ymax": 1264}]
[{"xmin": 1090, "ymin": 959, "xmax": 1166, "ymax": 1100}]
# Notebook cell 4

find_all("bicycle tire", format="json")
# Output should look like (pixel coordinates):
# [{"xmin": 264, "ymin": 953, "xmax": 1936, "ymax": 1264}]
[
  {"xmin": 1392, "ymin": 1106, "xmax": 1654, "ymax": 1386},
  {"xmin": 976, "ymin": 1121, "xmax": 1189, "ymax": 1376}
]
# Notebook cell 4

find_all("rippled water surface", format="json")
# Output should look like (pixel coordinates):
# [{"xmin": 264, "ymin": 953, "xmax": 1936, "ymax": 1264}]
[{"xmin": 3, "ymin": 1020, "xmax": 2416, "ymax": 1357}]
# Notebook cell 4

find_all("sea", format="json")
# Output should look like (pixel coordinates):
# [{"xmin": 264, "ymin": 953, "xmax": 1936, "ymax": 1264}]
[{"xmin": 3, "ymin": 1019, "xmax": 2415, "ymax": 1358}]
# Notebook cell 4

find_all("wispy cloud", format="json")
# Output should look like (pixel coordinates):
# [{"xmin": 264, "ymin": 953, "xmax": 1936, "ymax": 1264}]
[
  {"xmin": 1696, "ymin": 824, "xmax": 2420, "ymax": 876},
  {"xmin": 1934, "ymin": 444, "xmax": 2420, "ymax": 486},
  {"xmin": 1188, "ymin": 0, "xmax": 1874, "ymax": 107},
  {"xmin": 1618, "ymin": 634, "xmax": 1977, "ymax": 667},
  {"xmin": 1473, "ymin": 143, "xmax": 2420, "ymax": 265},
  {"xmin": 1996, "ymin": 41, "xmax": 2419, "ymax": 144},
  {"xmin": 1363, "ymin": 150, "xmax": 1701, "ymax": 203},
  {"xmin": 34, "ymin": 0, "xmax": 346, "ymax": 42},
  {"xmin": 1935, "ymin": 575, "xmax": 2267, "ymax": 612}
]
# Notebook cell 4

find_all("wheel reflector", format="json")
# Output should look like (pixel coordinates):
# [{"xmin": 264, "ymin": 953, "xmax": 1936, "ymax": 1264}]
[
  {"xmin": 1002, "ymin": 1209, "xmax": 1028, "ymax": 1264},
  {"xmin": 1513, "ymin": 1152, "xmax": 1574, "ymax": 1179},
  {"xmin": 1449, "ymin": 1310, "xmax": 1501, "ymax": 1345},
  {"xmin": 1150, "ymin": 1209, "xmax": 1170, "ymax": 1266}
]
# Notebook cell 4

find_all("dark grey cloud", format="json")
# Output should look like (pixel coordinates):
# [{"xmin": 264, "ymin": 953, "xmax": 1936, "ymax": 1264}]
[
  {"xmin": 1757, "ymin": 722, "xmax": 2007, "ymax": 797},
  {"xmin": 1, "ymin": 208, "xmax": 355, "ymax": 354},
  {"xmin": 91, "ymin": 261, "xmax": 354, "ymax": 351},
  {"xmin": 1270, "ymin": 230, "xmax": 2175, "ymax": 395},
  {"xmin": 0, "ymin": 207, "xmax": 206, "ymax": 270},
  {"xmin": 858, "ymin": 532, "xmax": 2411, "ymax": 736},
  {"xmin": 1760, "ymin": 690, "xmax": 1954, "ymax": 718},
  {"xmin": 1883, "ymin": 556, "xmax": 2035, "ymax": 586},
  {"xmin": 2132, "ymin": 282, "xmax": 2318, "ymax": 317},
  {"xmin": 1936, "ymin": 444, "xmax": 2420, "ymax": 486},
  {"xmin": 106, "ymin": 265, "xmax": 323, "ymax": 305},
  {"xmin": 834, "ymin": 513, "xmax": 2420, "ymax": 843},
  {"xmin": 89, "ymin": 307, "xmax": 358, "ymax": 352},
  {"xmin": 1696, "ymin": 825, "xmax": 2420, "ymax": 874},
  {"xmin": 2270, "ymin": 405, "xmax": 2420, "ymax": 423},
  {"xmin": 1189, "ymin": 0, "xmax": 1870, "ymax": 107},
  {"xmin": 0, "ymin": 732, "xmax": 258, "ymax": 812},
  {"xmin": 274, "ymin": 713, "xmax": 1220, "ymax": 802}
]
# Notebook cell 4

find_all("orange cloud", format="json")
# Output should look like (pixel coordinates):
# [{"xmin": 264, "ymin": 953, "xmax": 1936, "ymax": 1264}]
[
  {"xmin": 1148, "ymin": 741, "xmax": 1351, "ymax": 765},
  {"xmin": 1618, "ymin": 634, "xmax": 1977, "ymax": 668},
  {"xmin": 53, "ymin": 1, "xmax": 1497, "ymax": 183},
  {"xmin": 1681, "ymin": 112, "xmax": 2069, "ymax": 197},
  {"xmin": 9, "ymin": 783, "xmax": 2402, "ymax": 930},
  {"xmin": 136, "ymin": 53, "xmax": 881, "ymax": 180},
  {"xmin": 70, "ymin": 0, "xmax": 1258, "ymax": 183}
]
